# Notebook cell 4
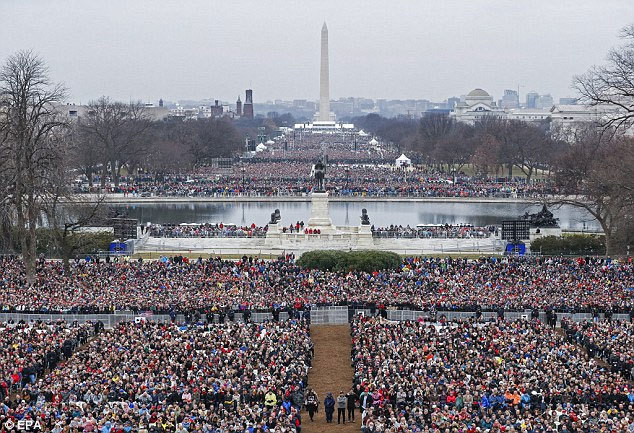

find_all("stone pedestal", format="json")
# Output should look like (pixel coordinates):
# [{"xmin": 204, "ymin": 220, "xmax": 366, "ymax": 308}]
[
  {"xmin": 307, "ymin": 192, "xmax": 336, "ymax": 232},
  {"xmin": 265, "ymin": 223, "xmax": 282, "ymax": 245},
  {"xmin": 357, "ymin": 224, "xmax": 373, "ymax": 248},
  {"xmin": 530, "ymin": 227, "xmax": 562, "ymax": 241}
]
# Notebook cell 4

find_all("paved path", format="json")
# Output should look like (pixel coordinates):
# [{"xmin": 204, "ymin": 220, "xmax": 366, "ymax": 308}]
[{"xmin": 304, "ymin": 325, "xmax": 358, "ymax": 433}]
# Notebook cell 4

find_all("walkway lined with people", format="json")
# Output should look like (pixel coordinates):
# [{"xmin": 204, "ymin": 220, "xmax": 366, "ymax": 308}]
[{"xmin": 304, "ymin": 325, "xmax": 358, "ymax": 433}]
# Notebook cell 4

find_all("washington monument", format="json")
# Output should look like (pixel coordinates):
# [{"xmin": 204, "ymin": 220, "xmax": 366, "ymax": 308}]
[{"xmin": 318, "ymin": 22, "xmax": 330, "ymax": 121}]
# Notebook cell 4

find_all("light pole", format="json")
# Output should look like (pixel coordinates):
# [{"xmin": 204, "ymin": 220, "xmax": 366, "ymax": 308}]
[
  {"xmin": 345, "ymin": 167, "xmax": 350, "ymax": 190},
  {"xmin": 241, "ymin": 166, "xmax": 246, "ymax": 192}
]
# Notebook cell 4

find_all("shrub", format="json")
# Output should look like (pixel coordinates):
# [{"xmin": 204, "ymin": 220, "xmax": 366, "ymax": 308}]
[
  {"xmin": 297, "ymin": 250, "xmax": 402, "ymax": 272},
  {"xmin": 530, "ymin": 234, "xmax": 605, "ymax": 256}
]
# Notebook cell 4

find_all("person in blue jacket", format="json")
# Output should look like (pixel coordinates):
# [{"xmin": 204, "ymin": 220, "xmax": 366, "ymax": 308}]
[{"xmin": 324, "ymin": 393, "xmax": 335, "ymax": 423}]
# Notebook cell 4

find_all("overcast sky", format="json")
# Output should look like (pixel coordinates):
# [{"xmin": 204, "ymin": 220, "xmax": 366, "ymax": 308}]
[{"xmin": 1, "ymin": 0, "xmax": 631, "ymax": 105}]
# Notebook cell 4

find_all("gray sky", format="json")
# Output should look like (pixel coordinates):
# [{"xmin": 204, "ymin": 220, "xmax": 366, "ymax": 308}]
[{"xmin": 2, "ymin": 0, "xmax": 631, "ymax": 104}]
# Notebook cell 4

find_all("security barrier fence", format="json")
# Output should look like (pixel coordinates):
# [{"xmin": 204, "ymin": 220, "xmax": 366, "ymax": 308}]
[{"xmin": 0, "ymin": 308, "xmax": 629, "ymax": 327}]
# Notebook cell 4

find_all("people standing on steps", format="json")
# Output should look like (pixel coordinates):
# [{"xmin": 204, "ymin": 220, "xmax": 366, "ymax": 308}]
[
  {"xmin": 324, "ymin": 393, "xmax": 335, "ymax": 423},
  {"xmin": 304, "ymin": 389, "xmax": 319, "ymax": 421},
  {"xmin": 337, "ymin": 391, "xmax": 347, "ymax": 424},
  {"xmin": 346, "ymin": 388, "xmax": 356, "ymax": 422}
]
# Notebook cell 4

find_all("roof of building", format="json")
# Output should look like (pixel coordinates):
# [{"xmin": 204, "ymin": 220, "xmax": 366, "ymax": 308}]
[{"xmin": 467, "ymin": 88, "xmax": 490, "ymax": 98}]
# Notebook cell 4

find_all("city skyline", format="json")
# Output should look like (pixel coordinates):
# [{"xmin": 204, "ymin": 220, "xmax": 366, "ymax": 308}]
[{"xmin": 2, "ymin": 0, "xmax": 632, "ymax": 104}]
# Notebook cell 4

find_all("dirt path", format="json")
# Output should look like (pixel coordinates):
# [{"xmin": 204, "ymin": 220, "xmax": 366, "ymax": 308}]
[{"xmin": 304, "ymin": 325, "xmax": 358, "ymax": 433}]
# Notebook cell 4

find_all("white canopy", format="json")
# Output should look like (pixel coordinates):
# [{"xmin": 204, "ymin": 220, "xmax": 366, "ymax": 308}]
[
  {"xmin": 265, "ymin": 139, "xmax": 275, "ymax": 145},
  {"xmin": 396, "ymin": 153, "xmax": 411, "ymax": 167},
  {"xmin": 369, "ymin": 138, "xmax": 379, "ymax": 146},
  {"xmin": 358, "ymin": 129, "xmax": 368, "ymax": 136},
  {"xmin": 256, "ymin": 142, "xmax": 267, "ymax": 152}
]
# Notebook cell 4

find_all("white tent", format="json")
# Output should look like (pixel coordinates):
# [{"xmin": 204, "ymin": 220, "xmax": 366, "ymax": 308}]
[
  {"xmin": 369, "ymin": 138, "xmax": 379, "ymax": 146},
  {"xmin": 396, "ymin": 153, "xmax": 411, "ymax": 167},
  {"xmin": 256, "ymin": 142, "xmax": 267, "ymax": 152},
  {"xmin": 265, "ymin": 139, "xmax": 275, "ymax": 145},
  {"xmin": 358, "ymin": 129, "xmax": 369, "ymax": 136}
]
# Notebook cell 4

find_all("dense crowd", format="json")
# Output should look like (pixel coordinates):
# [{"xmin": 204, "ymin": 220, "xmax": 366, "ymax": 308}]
[
  {"xmin": 351, "ymin": 317, "xmax": 634, "ymax": 432},
  {"xmin": 0, "ymin": 321, "xmax": 98, "ymax": 400},
  {"xmin": 72, "ymin": 132, "xmax": 555, "ymax": 198},
  {"xmin": 146, "ymin": 223, "xmax": 267, "ymax": 238},
  {"xmin": 371, "ymin": 225, "xmax": 496, "ymax": 239},
  {"xmin": 561, "ymin": 318, "xmax": 634, "ymax": 380},
  {"xmin": 1, "ymin": 320, "xmax": 312, "ymax": 433},
  {"xmin": 79, "ymin": 163, "xmax": 551, "ymax": 199},
  {"xmin": 0, "ymin": 256, "xmax": 632, "ymax": 314}
]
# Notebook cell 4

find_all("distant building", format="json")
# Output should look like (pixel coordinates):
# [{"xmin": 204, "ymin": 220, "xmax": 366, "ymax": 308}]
[
  {"xmin": 549, "ymin": 104, "xmax": 621, "ymax": 129},
  {"xmin": 450, "ymin": 88, "xmax": 505, "ymax": 125},
  {"xmin": 559, "ymin": 97, "xmax": 577, "ymax": 105},
  {"xmin": 210, "ymin": 100, "xmax": 223, "ymax": 117},
  {"xmin": 500, "ymin": 89, "xmax": 519, "ymax": 109},
  {"xmin": 243, "ymin": 89, "xmax": 254, "ymax": 119},
  {"xmin": 526, "ymin": 91, "xmax": 539, "ymax": 109},
  {"xmin": 58, "ymin": 103, "xmax": 169, "ymax": 122},
  {"xmin": 236, "ymin": 96, "xmax": 242, "ymax": 116},
  {"xmin": 535, "ymin": 94, "xmax": 554, "ymax": 109},
  {"xmin": 447, "ymin": 97, "xmax": 460, "ymax": 109},
  {"xmin": 505, "ymin": 108, "xmax": 550, "ymax": 123}
]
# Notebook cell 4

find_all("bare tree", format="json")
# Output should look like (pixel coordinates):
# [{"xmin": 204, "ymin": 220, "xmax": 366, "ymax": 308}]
[
  {"xmin": 471, "ymin": 134, "xmax": 503, "ymax": 178},
  {"xmin": 432, "ymin": 123, "xmax": 475, "ymax": 173},
  {"xmin": 186, "ymin": 117, "xmax": 242, "ymax": 164},
  {"xmin": 144, "ymin": 121, "xmax": 194, "ymax": 178},
  {"xmin": 79, "ymin": 97, "xmax": 151, "ymax": 188},
  {"xmin": 0, "ymin": 51, "xmax": 67, "ymax": 281},
  {"xmin": 415, "ymin": 113, "xmax": 457, "ymax": 163},
  {"xmin": 43, "ymin": 126, "xmax": 107, "ymax": 270},
  {"xmin": 552, "ymin": 126, "xmax": 634, "ymax": 255},
  {"xmin": 574, "ymin": 24, "xmax": 634, "ymax": 131}
]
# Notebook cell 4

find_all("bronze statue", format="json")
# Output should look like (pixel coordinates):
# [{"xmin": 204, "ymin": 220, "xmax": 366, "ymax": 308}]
[
  {"xmin": 313, "ymin": 160, "xmax": 326, "ymax": 192},
  {"xmin": 521, "ymin": 204, "xmax": 559, "ymax": 228},
  {"xmin": 269, "ymin": 209, "xmax": 281, "ymax": 225},
  {"xmin": 361, "ymin": 208, "xmax": 370, "ymax": 225}
]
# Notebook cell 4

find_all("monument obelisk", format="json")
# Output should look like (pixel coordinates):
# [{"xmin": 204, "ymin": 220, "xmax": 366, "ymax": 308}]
[{"xmin": 318, "ymin": 22, "xmax": 330, "ymax": 121}]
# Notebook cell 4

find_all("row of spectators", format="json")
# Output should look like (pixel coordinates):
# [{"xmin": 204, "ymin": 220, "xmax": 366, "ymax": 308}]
[
  {"xmin": 371, "ymin": 225, "xmax": 496, "ymax": 239},
  {"xmin": 351, "ymin": 317, "xmax": 634, "ymax": 432},
  {"xmin": 74, "ymin": 162, "xmax": 552, "ymax": 199},
  {"xmin": 0, "ymin": 256, "xmax": 632, "ymax": 314},
  {"xmin": 0, "ymin": 320, "xmax": 101, "ymax": 401},
  {"xmin": 146, "ymin": 223, "xmax": 267, "ymax": 238},
  {"xmin": 144, "ymin": 222, "xmax": 497, "ymax": 239},
  {"xmin": 2, "ymin": 320, "xmax": 312, "ymax": 433},
  {"xmin": 560, "ymin": 318, "xmax": 634, "ymax": 380}
]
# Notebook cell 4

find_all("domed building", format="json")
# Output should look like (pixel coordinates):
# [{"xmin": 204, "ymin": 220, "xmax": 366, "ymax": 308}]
[{"xmin": 451, "ymin": 88, "xmax": 505, "ymax": 125}]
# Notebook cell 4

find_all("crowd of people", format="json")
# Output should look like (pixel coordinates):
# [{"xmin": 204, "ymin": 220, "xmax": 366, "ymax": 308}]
[
  {"xmin": 74, "ymin": 159, "xmax": 553, "ymax": 199},
  {"xmin": 0, "ymin": 255, "xmax": 632, "ymax": 315},
  {"xmin": 0, "ymin": 320, "xmax": 99, "ymax": 400},
  {"xmin": 0, "ymin": 320, "xmax": 312, "ymax": 433},
  {"xmin": 351, "ymin": 316, "xmax": 634, "ymax": 432},
  {"xmin": 0, "ymin": 250, "xmax": 632, "ymax": 432},
  {"xmin": 371, "ymin": 225, "xmax": 496, "ymax": 239},
  {"xmin": 560, "ymin": 318, "xmax": 634, "ymax": 380},
  {"xmin": 146, "ymin": 223, "xmax": 267, "ymax": 238}
]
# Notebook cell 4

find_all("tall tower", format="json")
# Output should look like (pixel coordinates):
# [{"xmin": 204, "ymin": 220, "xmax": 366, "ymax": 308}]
[
  {"xmin": 318, "ymin": 22, "xmax": 330, "ymax": 121},
  {"xmin": 243, "ymin": 89, "xmax": 254, "ymax": 118},
  {"xmin": 236, "ymin": 96, "xmax": 242, "ymax": 116}
]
